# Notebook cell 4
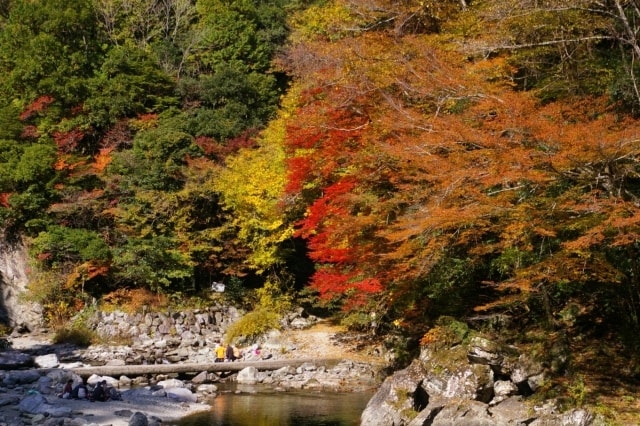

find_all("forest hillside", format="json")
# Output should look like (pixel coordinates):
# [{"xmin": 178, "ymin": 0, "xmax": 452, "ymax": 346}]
[{"xmin": 1, "ymin": 0, "xmax": 640, "ymax": 421}]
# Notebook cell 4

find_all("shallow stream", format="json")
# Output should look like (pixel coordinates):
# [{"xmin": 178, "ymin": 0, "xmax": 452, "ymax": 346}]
[{"xmin": 175, "ymin": 383, "xmax": 374, "ymax": 426}]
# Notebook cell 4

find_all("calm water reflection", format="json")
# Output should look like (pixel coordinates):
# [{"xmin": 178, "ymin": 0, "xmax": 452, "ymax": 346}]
[{"xmin": 176, "ymin": 383, "xmax": 373, "ymax": 426}]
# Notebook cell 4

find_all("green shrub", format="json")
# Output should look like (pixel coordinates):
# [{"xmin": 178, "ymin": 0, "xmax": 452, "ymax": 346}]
[
  {"xmin": 53, "ymin": 325, "xmax": 95, "ymax": 347},
  {"xmin": 225, "ymin": 307, "xmax": 281, "ymax": 343},
  {"xmin": 341, "ymin": 311, "xmax": 372, "ymax": 331}
]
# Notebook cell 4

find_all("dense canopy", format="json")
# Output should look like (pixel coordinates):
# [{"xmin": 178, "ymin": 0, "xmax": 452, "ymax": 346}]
[{"xmin": 1, "ymin": 0, "xmax": 640, "ymax": 348}]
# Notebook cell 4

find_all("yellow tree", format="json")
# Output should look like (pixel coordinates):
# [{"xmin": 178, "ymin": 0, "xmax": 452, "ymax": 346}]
[{"xmin": 214, "ymin": 92, "xmax": 296, "ymax": 275}]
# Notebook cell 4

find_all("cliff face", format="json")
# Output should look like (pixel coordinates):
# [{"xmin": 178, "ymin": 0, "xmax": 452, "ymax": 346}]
[{"xmin": 0, "ymin": 239, "xmax": 42, "ymax": 330}]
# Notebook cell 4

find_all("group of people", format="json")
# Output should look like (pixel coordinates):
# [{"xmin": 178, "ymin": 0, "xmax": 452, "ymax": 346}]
[
  {"xmin": 59, "ymin": 379, "xmax": 121, "ymax": 402},
  {"xmin": 215, "ymin": 342, "xmax": 240, "ymax": 362}
]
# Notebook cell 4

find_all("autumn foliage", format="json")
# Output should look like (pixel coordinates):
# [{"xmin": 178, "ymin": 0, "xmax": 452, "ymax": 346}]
[
  {"xmin": 273, "ymin": 2, "xmax": 640, "ymax": 331},
  {"xmin": 4, "ymin": 0, "xmax": 640, "ymax": 348}
]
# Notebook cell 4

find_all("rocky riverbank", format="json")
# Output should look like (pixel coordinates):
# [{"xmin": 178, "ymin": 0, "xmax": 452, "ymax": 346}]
[
  {"xmin": 0, "ymin": 309, "xmax": 384, "ymax": 426},
  {"xmin": 360, "ymin": 332, "xmax": 606, "ymax": 426},
  {"xmin": 1, "ymin": 306, "xmax": 613, "ymax": 426}
]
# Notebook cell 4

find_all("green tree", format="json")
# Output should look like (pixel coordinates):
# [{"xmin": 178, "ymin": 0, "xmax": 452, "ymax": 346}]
[
  {"xmin": 30, "ymin": 225, "xmax": 111, "ymax": 267},
  {"xmin": 107, "ymin": 115, "xmax": 201, "ymax": 191},
  {"xmin": 0, "ymin": 0, "xmax": 103, "ymax": 107},
  {"xmin": 182, "ymin": 61, "xmax": 280, "ymax": 139},
  {"xmin": 85, "ymin": 45, "xmax": 178, "ymax": 129},
  {"xmin": 111, "ymin": 235, "xmax": 193, "ymax": 293}
]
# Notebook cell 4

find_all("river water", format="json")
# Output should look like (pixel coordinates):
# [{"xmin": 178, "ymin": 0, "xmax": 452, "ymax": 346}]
[{"xmin": 175, "ymin": 383, "xmax": 374, "ymax": 426}]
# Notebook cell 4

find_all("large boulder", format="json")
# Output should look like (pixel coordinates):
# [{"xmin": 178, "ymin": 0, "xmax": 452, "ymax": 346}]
[
  {"xmin": 3, "ymin": 369, "xmax": 41, "ymax": 386},
  {"xmin": 166, "ymin": 387, "xmax": 197, "ymax": 403},
  {"xmin": 430, "ymin": 399, "xmax": 496, "ymax": 426},
  {"xmin": 129, "ymin": 412, "xmax": 149, "ymax": 426},
  {"xmin": 0, "ymin": 351, "xmax": 33, "ymax": 370},
  {"xmin": 422, "ymin": 356, "xmax": 494, "ymax": 402},
  {"xmin": 34, "ymin": 354, "xmax": 59, "ymax": 369},
  {"xmin": 237, "ymin": 366, "xmax": 259, "ymax": 385},
  {"xmin": 530, "ymin": 408, "xmax": 595, "ymax": 426},
  {"xmin": 360, "ymin": 360, "xmax": 427, "ymax": 426},
  {"xmin": 361, "ymin": 333, "xmax": 601, "ymax": 426},
  {"xmin": 18, "ymin": 394, "xmax": 72, "ymax": 417},
  {"xmin": 489, "ymin": 396, "xmax": 537, "ymax": 424},
  {"xmin": 467, "ymin": 337, "xmax": 504, "ymax": 366}
]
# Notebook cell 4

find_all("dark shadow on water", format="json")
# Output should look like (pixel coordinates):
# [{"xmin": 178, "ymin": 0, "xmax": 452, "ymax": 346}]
[{"xmin": 175, "ymin": 383, "xmax": 373, "ymax": 426}]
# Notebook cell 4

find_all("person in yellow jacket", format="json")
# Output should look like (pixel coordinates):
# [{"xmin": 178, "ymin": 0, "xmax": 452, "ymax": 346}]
[{"xmin": 215, "ymin": 343, "xmax": 226, "ymax": 362}]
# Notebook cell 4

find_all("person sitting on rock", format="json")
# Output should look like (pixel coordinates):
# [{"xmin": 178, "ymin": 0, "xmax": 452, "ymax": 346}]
[
  {"xmin": 91, "ymin": 380, "xmax": 108, "ymax": 402},
  {"xmin": 71, "ymin": 381, "xmax": 88, "ymax": 399},
  {"xmin": 59, "ymin": 379, "xmax": 73, "ymax": 399}
]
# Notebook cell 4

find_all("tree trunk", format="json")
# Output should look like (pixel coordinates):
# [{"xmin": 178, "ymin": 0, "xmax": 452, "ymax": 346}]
[{"xmin": 65, "ymin": 358, "xmax": 343, "ymax": 378}]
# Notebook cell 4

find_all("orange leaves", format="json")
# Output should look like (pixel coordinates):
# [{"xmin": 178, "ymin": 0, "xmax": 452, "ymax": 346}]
[
  {"xmin": 53, "ymin": 155, "xmax": 87, "ymax": 172},
  {"xmin": 65, "ymin": 261, "xmax": 110, "ymax": 290},
  {"xmin": 282, "ymin": 1, "xmax": 640, "ymax": 318},
  {"xmin": 296, "ymin": 179, "xmax": 356, "ymax": 243},
  {"xmin": 0, "ymin": 192, "xmax": 11, "ymax": 208},
  {"xmin": 285, "ymin": 157, "xmax": 313, "ymax": 193},
  {"xmin": 129, "ymin": 113, "xmax": 159, "ymax": 130},
  {"xmin": 310, "ymin": 269, "xmax": 383, "ymax": 307},
  {"xmin": 93, "ymin": 148, "xmax": 113, "ymax": 172},
  {"xmin": 19, "ymin": 95, "xmax": 54, "ymax": 121}
]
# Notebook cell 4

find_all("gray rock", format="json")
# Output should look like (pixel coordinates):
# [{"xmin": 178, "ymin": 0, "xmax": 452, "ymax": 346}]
[
  {"xmin": 34, "ymin": 354, "xmax": 59, "ymax": 368},
  {"xmin": 166, "ymin": 387, "xmax": 197, "ymax": 403},
  {"xmin": 290, "ymin": 317, "xmax": 311, "ymax": 329},
  {"xmin": 36, "ymin": 375, "xmax": 53, "ymax": 395},
  {"xmin": 530, "ymin": 408, "xmax": 596, "ymax": 426},
  {"xmin": 492, "ymin": 380, "xmax": 518, "ymax": 403},
  {"xmin": 528, "ymin": 372, "xmax": 545, "ymax": 392},
  {"xmin": 157, "ymin": 378, "xmax": 184, "ymax": 389},
  {"xmin": 559, "ymin": 409, "xmax": 596, "ymax": 426},
  {"xmin": 18, "ymin": 393, "xmax": 72, "ymax": 417},
  {"xmin": 121, "ymin": 387, "xmax": 154, "ymax": 399},
  {"xmin": 489, "ymin": 396, "xmax": 536, "ymax": 424},
  {"xmin": 511, "ymin": 354, "xmax": 544, "ymax": 385},
  {"xmin": 191, "ymin": 371, "xmax": 208, "ymax": 384},
  {"xmin": 119, "ymin": 375, "xmax": 133, "ymax": 387},
  {"xmin": 296, "ymin": 362, "xmax": 316, "ymax": 373},
  {"xmin": 431, "ymin": 400, "xmax": 495, "ymax": 426},
  {"xmin": 273, "ymin": 366, "xmax": 297, "ymax": 378},
  {"xmin": 422, "ymin": 361, "xmax": 493, "ymax": 403},
  {"xmin": 3, "ymin": 369, "xmax": 41, "ymax": 386},
  {"xmin": 467, "ymin": 336, "xmax": 504, "ymax": 366},
  {"xmin": 129, "ymin": 412, "xmax": 149, "ymax": 426},
  {"xmin": 196, "ymin": 384, "xmax": 217, "ymax": 394},
  {"xmin": 237, "ymin": 367, "xmax": 259, "ymax": 385},
  {"xmin": 0, "ymin": 351, "xmax": 33, "ymax": 369},
  {"xmin": 0, "ymin": 241, "xmax": 43, "ymax": 330},
  {"xmin": 360, "ymin": 360, "xmax": 426, "ymax": 426},
  {"xmin": 0, "ymin": 395, "xmax": 19, "ymax": 406}
]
